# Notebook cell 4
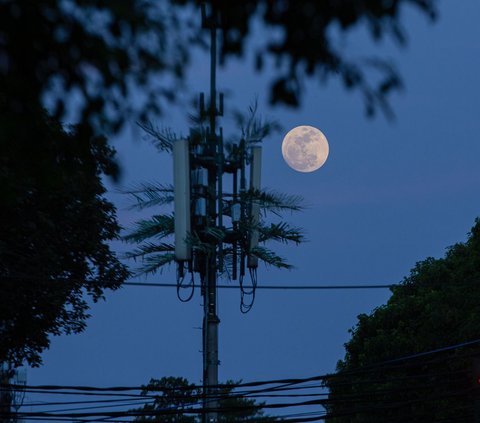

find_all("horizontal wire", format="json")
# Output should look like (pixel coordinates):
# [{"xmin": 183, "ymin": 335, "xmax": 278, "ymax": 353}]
[
  {"xmin": 10, "ymin": 379, "xmax": 476, "ymax": 422},
  {"xmin": 5, "ymin": 337, "xmax": 479, "ymax": 397},
  {"xmin": 1, "ymin": 388, "xmax": 155, "ymax": 398},
  {"xmin": 32, "ymin": 399, "xmax": 153, "ymax": 414},
  {"xmin": 0, "ymin": 275, "xmax": 396, "ymax": 290},
  {"xmin": 3, "ymin": 338, "xmax": 478, "ymax": 422},
  {"xmin": 4, "ymin": 386, "xmax": 473, "ymax": 419},
  {"xmin": 6, "ymin": 375, "xmax": 476, "ymax": 421},
  {"xmin": 9, "ymin": 372, "xmax": 470, "ymax": 421},
  {"xmin": 124, "ymin": 281, "xmax": 396, "ymax": 290},
  {"xmin": 14, "ymin": 372, "xmax": 468, "ymax": 417},
  {"xmin": 19, "ymin": 397, "xmax": 155, "ymax": 407}
]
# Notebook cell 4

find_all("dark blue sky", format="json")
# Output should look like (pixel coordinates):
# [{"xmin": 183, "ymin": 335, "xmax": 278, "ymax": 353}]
[{"xmin": 26, "ymin": 0, "xmax": 480, "ymax": 412}]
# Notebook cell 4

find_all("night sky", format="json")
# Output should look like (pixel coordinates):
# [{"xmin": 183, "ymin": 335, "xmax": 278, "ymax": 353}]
[{"xmin": 26, "ymin": 0, "xmax": 480, "ymax": 413}]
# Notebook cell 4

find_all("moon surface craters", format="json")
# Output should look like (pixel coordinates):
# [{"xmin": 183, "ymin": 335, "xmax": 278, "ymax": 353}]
[{"xmin": 281, "ymin": 125, "xmax": 329, "ymax": 173}]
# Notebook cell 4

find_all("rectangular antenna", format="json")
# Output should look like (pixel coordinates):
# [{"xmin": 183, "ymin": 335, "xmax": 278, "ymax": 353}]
[
  {"xmin": 173, "ymin": 139, "xmax": 191, "ymax": 261},
  {"xmin": 248, "ymin": 146, "xmax": 262, "ymax": 268}
]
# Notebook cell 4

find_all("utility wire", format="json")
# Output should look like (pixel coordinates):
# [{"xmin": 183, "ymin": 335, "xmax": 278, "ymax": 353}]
[
  {"xmin": 5, "ymin": 336, "xmax": 479, "ymax": 397},
  {"xmin": 123, "ymin": 281, "xmax": 396, "ymax": 290},
  {"xmin": 1, "ymin": 369, "xmax": 472, "ymax": 409},
  {"xmin": 30, "ymin": 399, "xmax": 153, "ymax": 414},
  {"xmin": 3, "ymin": 338, "xmax": 478, "ymax": 423},
  {"xmin": 19, "ymin": 397, "xmax": 156, "ymax": 407},
  {"xmin": 0, "ymin": 275, "xmax": 396, "ymax": 290},
  {"xmin": 5, "ymin": 373, "xmax": 475, "ymax": 422},
  {"xmin": 2, "ymin": 385, "xmax": 473, "ymax": 419},
  {"xmin": 7, "ymin": 371, "xmax": 468, "ymax": 414}
]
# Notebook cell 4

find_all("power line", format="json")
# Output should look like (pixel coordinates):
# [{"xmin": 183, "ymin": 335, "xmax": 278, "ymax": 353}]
[
  {"xmin": 0, "ymin": 276, "xmax": 397, "ymax": 290},
  {"xmin": 18, "ymin": 397, "xmax": 155, "ymax": 407},
  {"xmin": 2, "ymin": 337, "xmax": 477, "ymax": 423},
  {"xmin": 5, "ymin": 367, "xmax": 476, "ymax": 421},
  {"xmin": 4, "ymin": 369, "xmax": 468, "ymax": 412},
  {"xmin": 5, "ymin": 336, "xmax": 480, "ymax": 397},
  {"xmin": 123, "ymin": 281, "xmax": 396, "ymax": 290},
  {"xmin": 2, "ymin": 385, "xmax": 473, "ymax": 420}
]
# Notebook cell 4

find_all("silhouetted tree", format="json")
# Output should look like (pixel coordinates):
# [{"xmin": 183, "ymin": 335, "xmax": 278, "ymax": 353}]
[
  {"xmin": 0, "ymin": 110, "xmax": 129, "ymax": 367},
  {"xmin": 176, "ymin": 0, "xmax": 437, "ymax": 118},
  {"xmin": 324, "ymin": 218, "xmax": 480, "ymax": 422},
  {"xmin": 132, "ymin": 377, "xmax": 278, "ymax": 422},
  {"xmin": 0, "ymin": 0, "xmax": 438, "ymax": 136},
  {"xmin": 0, "ymin": 0, "xmax": 190, "ymax": 135}
]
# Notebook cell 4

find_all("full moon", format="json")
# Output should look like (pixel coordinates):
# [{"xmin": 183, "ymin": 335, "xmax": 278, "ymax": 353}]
[{"xmin": 281, "ymin": 125, "xmax": 329, "ymax": 173}]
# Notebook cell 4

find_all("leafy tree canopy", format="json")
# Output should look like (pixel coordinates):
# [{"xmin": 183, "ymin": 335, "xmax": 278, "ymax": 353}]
[
  {"xmin": 178, "ymin": 0, "xmax": 438, "ymax": 117},
  {"xmin": 0, "ymin": 109, "xmax": 129, "ymax": 367},
  {"xmin": 1, "ymin": 0, "xmax": 438, "ymax": 137},
  {"xmin": 132, "ymin": 377, "xmax": 278, "ymax": 422},
  {"xmin": 0, "ymin": 0, "xmax": 191, "ymax": 135},
  {"xmin": 324, "ymin": 218, "xmax": 480, "ymax": 422}
]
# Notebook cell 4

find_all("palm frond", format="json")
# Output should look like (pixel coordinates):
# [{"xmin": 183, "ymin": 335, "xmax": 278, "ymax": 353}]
[
  {"xmin": 137, "ymin": 121, "xmax": 176, "ymax": 153},
  {"xmin": 259, "ymin": 222, "xmax": 305, "ymax": 245},
  {"xmin": 219, "ymin": 247, "xmax": 235, "ymax": 278},
  {"xmin": 250, "ymin": 246, "xmax": 293, "ymax": 269},
  {"xmin": 123, "ymin": 214, "xmax": 174, "ymax": 243},
  {"xmin": 123, "ymin": 182, "xmax": 174, "ymax": 210},
  {"xmin": 246, "ymin": 189, "xmax": 305, "ymax": 215},
  {"xmin": 187, "ymin": 111, "xmax": 208, "ymax": 127},
  {"xmin": 133, "ymin": 253, "xmax": 176, "ymax": 276},
  {"xmin": 124, "ymin": 242, "xmax": 175, "ymax": 275},
  {"xmin": 246, "ymin": 116, "xmax": 280, "ymax": 146},
  {"xmin": 234, "ymin": 100, "xmax": 281, "ymax": 145},
  {"xmin": 124, "ymin": 242, "xmax": 175, "ymax": 259}
]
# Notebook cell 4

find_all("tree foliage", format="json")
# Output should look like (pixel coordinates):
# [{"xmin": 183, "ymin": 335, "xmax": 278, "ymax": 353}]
[
  {"xmin": 324, "ymin": 218, "xmax": 480, "ymax": 422},
  {"xmin": 177, "ymin": 0, "xmax": 438, "ymax": 117},
  {"xmin": 0, "ymin": 0, "xmax": 438, "ymax": 137},
  {"xmin": 132, "ymin": 377, "xmax": 278, "ymax": 422},
  {"xmin": 0, "ymin": 0, "xmax": 191, "ymax": 135},
  {"xmin": 0, "ymin": 110, "xmax": 129, "ymax": 367}
]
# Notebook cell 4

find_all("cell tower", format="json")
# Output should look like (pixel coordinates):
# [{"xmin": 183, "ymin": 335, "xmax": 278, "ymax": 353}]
[
  {"xmin": 127, "ymin": 3, "xmax": 303, "ymax": 422},
  {"xmin": 172, "ymin": 6, "xmax": 264, "ymax": 421}
]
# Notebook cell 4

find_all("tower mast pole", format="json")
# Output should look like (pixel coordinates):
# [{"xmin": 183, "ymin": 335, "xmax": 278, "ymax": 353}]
[{"xmin": 203, "ymin": 5, "xmax": 220, "ymax": 422}]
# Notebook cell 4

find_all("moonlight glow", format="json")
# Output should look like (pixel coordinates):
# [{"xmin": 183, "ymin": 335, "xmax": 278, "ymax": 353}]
[{"xmin": 281, "ymin": 125, "xmax": 329, "ymax": 173}]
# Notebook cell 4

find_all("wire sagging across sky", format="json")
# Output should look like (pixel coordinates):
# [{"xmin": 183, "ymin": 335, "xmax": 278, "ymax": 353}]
[{"xmin": 3, "ymin": 337, "xmax": 479, "ymax": 422}]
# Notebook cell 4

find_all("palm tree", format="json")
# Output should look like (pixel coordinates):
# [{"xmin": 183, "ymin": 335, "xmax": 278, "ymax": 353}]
[{"xmin": 124, "ymin": 103, "xmax": 305, "ymax": 309}]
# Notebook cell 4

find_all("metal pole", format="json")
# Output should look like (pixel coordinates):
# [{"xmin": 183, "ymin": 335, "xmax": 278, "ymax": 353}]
[{"xmin": 203, "ymin": 9, "xmax": 220, "ymax": 422}]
